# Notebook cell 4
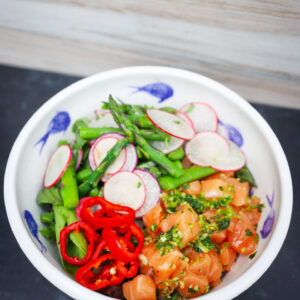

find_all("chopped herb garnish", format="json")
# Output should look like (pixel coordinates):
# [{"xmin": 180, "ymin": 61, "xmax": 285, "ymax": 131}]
[
  {"xmin": 245, "ymin": 229, "xmax": 253, "ymax": 236},
  {"xmin": 191, "ymin": 234, "xmax": 214, "ymax": 253},
  {"xmin": 137, "ymin": 181, "xmax": 142, "ymax": 188},
  {"xmin": 155, "ymin": 226, "xmax": 183, "ymax": 255},
  {"xmin": 182, "ymin": 184, "xmax": 190, "ymax": 190},
  {"xmin": 249, "ymin": 251, "xmax": 257, "ymax": 259},
  {"xmin": 184, "ymin": 103, "xmax": 195, "ymax": 114},
  {"xmin": 254, "ymin": 234, "xmax": 259, "ymax": 243},
  {"xmin": 188, "ymin": 285, "xmax": 199, "ymax": 293},
  {"xmin": 174, "ymin": 120, "xmax": 181, "ymax": 124},
  {"xmin": 217, "ymin": 217, "xmax": 230, "ymax": 231},
  {"xmin": 150, "ymin": 224, "xmax": 158, "ymax": 232},
  {"xmin": 219, "ymin": 186, "xmax": 224, "ymax": 191}
]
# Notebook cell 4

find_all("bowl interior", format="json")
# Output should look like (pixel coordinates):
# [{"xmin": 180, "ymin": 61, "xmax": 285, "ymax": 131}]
[{"xmin": 5, "ymin": 67, "xmax": 291, "ymax": 300}]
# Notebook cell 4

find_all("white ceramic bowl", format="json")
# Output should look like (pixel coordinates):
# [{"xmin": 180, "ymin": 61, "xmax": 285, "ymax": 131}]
[{"xmin": 4, "ymin": 66, "xmax": 292, "ymax": 300}]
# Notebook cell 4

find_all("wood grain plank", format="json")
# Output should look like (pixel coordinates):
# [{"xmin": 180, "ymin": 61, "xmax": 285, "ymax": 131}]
[
  {"xmin": 1, "ymin": 27, "xmax": 299, "ymax": 109},
  {"xmin": 0, "ymin": 0, "xmax": 299, "ymax": 108}
]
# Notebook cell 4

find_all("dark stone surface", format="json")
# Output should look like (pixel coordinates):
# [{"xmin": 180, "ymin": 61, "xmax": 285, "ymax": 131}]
[{"xmin": 0, "ymin": 65, "xmax": 298, "ymax": 299}]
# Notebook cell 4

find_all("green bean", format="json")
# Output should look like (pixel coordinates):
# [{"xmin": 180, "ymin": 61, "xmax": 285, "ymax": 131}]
[
  {"xmin": 76, "ymin": 168, "xmax": 92, "ymax": 183},
  {"xmin": 60, "ymin": 159, "xmax": 79, "ymax": 209},
  {"xmin": 167, "ymin": 147, "xmax": 185, "ymax": 161},
  {"xmin": 40, "ymin": 212, "xmax": 54, "ymax": 224},
  {"xmin": 158, "ymin": 166, "xmax": 217, "ymax": 191},
  {"xmin": 89, "ymin": 187, "xmax": 100, "ymax": 197},
  {"xmin": 79, "ymin": 127, "xmax": 124, "ymax": 139}
]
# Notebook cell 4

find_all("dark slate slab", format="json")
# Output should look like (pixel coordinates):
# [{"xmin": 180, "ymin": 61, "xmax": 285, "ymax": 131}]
[{"xmin": 0, "ymin": 65, "xmax": 298, "ymax": 300}]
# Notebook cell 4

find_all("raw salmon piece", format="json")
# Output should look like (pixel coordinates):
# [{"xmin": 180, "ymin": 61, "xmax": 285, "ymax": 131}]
[
  {"xmin": 211, "ymin": 230, "xmax": 227, "ymax": 244},
  {"xmin": 183, "ymin": 180, "xmax": 201, "ymax": 196},
  {"xmin": 189, "ymin": 252, "xmax": 212, "ymax": 277},
  {"xmin": 142, "ymin": 243, "xmax": 187, "ymax": 282},
  {"xmin": 224, "ymin": 177, "xmax": 249, "ymax": 206},
  {"xmin": 177, "ymin": 270, "xmax": 209, "ymax": 298},
  {"xmin": 244, "ymin": 196, "xmax": 262, "ymax": 227},
  {"xmin": 228, "ymin": 211, "xmax": 258, "ymax": 255},
  {"xmin": 143, "ymin": 202, "xmax": 165, "ymax": 235},
  {"xmin": 160, "ymin": 204, "xmax": 201, "ymax": 248},
  {"xmin": 205, "ymin": 171, "xmax": 235, "ymax": 180},
  {"xmin": 207, "ymin": 250, "xmax": 222, "ymax": 287},
  {"xmin": 219, "ymin": 244, "xmax": 237, "ymax": 272},
  {"xmin": 123, "ymin": 275, "xmax": 157, "ymax": 300},
  {"xmin": 200, "ymin": 179, "xmax": 229, "ymax": 198}
]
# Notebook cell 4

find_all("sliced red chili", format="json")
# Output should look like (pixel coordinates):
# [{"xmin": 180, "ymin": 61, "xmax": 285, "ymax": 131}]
[
  {"xmin": 92, "ymin": 239, "xmax": 110, "ymax": 260},
  {"xmin": 60, "ymin": 221, "xmax": 95, "ymax": 266},
  {"xmin": 81, "ymin": 197, "xmax": 135, "ymax": 229},
  {"xmin": 76, "ymin": 254, "xmax": 124, "ymax": 290},
  {"xmin": 117, "ymin": 259, "xmax": 139, "ymax": 278},
  {"xmin": 103, "ymin": 223, "xmax": 144, "ymax": 263}
]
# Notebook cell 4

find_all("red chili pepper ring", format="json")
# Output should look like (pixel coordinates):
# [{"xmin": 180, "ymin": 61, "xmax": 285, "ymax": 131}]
[{"xmin": 60, "ymin": 221, "xmax": 95, "ymax": 266}]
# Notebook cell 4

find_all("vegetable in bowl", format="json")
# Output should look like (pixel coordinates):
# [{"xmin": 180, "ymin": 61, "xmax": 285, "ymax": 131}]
[{"xmin": 37, "ymin": 95, "xmax": 262, "ymax": 299}]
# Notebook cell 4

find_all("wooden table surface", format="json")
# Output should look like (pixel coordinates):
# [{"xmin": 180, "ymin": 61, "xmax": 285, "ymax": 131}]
[{"xmin": 0, "ymin": 0, "xmax": 299, "ymax": 109}]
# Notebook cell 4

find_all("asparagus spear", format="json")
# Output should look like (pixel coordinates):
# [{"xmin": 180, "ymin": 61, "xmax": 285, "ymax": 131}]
[
  {"xmin": 76, "ymin": 168, "xmax": 92, "ymax": 183},
  {"xmin": 79, "ymin": 127, "xmax": 166, "ymax": 141},
  {"xmin": 78, "ymin": 138, "xmax": 130, "ymax": 197},
  {"xmin": 40, "ymin": 212, "xmax": 54, "ymax": 225},
  {"xmin": 167, "ymin": 147, "xmax": 185, "ymax": 161},
  {"xmin": 60, "ymin": 158, "xmax": 79, "ymax": 209},
  {"xmin": 158, "ymin": 166, "xmax": 217, "ymax": 191},
  {"xmin": 108, "ymin": 95, "xmax": 183, "ymax": 178}
]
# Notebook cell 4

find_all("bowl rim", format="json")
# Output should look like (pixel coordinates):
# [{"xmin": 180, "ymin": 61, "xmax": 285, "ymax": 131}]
[{"xmin": 4, "ymin": 66, "xmax": 293, "ymax": 300}]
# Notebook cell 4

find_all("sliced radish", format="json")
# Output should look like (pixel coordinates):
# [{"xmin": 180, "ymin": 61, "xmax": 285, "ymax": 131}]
[
  {"xmin": 185, "ymin": 132, "xmax": 229, "ymax": 167},
  {"xmin": 121, "ymin": 143, "xmax": 138, "ymax": 172},
  {"xmin": 75, "ymin": 149, "xmax": 83, "ymax": 171},
  {"xmin": 93, "ymin": 136, "xmax": 127, "ymax": 175},
  {"xmin": 146, "ymin": 109, "xmax": 195, "ymax": 140},
  {"xmin": 88, "ymin": 142, "xmax": 97, "ymax": 171},
  {"xmin": 150, "ymin": 136, "xmax": 184, "ymax": 154},
  {"xmin": 89, "ymin": 110, "xmax": 118, "ymax": 128},
  {"xmin": 180, "ymin": 102, "xmax": 218, "ymax": 132},
  {"xmin": 211, "ymin": 141, "xmax": 246, "ymax": 171},
  {"xmin": 43, "ymin": 145, "xmax": 72, "ymax": 188},
  {"xmin": 103, "ymin": 171, "xmax": 146, "ymax": 211},
  {"xmin": 134, "ymin": 169, "xmax": 161, "ymax": 218},
  {"xmin": 177, "ymin": 111, "xmax": 195, "ymax": 130}
]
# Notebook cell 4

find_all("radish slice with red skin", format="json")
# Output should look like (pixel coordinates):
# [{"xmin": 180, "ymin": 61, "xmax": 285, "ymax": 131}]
[
  {"xmin": 180, "ymin": 102, "xmax": 218, "ymax": 132},
  {"xmin": 150, "ymin": 136, "xmax": 184, "ymax": 154},
  {"xmin": 88, "ymin": 110, "xmax": 118, "ymax": 128},
  {"xmin": 75, "ymin": 149, "xmax": 83, "ymax": 171},
  {"xmin": 93, "ymin": 136, "xmax": 127, "ymax": 175},
  {"xmin": 43, "ymin": 145, "xmax": 72, "ymax": 188},
  {"xmin": 121, "ymin": 143, "xmax": 138, "ymax": 172},
  {"xmin": 134, "ymin": 169, "xmax": 161, "ymax": 218},
  {"xmin": 103, "ymin": 171, "xmax": 146, "ymax": 211},
  {"xmin": 210, "ymin": 141, "xmax": 246, "ymax": 171},
  {"xmin": 102, "ymin": 143, "xmax": 138, "ymax": 182},
  {"xmin": 146, "ymin": 109, "xmax": 195, "ymax": 140},
  {"xmin": 88, "ymin": 142, "xmax": 97, "ymax": 171},
  {"xmin": 185, "ymin": 132, "xmax": 229, "ymax": 167},
  {"xmin": 177, "ymin": 111, "xmax": 195, "ymax": 130}
]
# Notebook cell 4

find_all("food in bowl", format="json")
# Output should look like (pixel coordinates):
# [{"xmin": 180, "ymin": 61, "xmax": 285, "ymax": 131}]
[{"xmin": 36, "ymin": 95, "xmax": 263, "ymax": 299}]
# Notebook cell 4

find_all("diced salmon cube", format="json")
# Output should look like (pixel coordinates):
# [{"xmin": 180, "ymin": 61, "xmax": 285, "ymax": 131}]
[
  {"xmin": 224, "ymin": 177, "xmax": 249, "ymax": 206},
  {"xmin": 205, "ymin": 171, "xmax": 235, "ymax": 180},
  {"xmin": 143, "ymin": 202, "xmax": 165, "ymax": 235},
  {"xmin": 123, "ymin": 275, "xmax": 157, "ymax": 300},
  {"xmin": 200, "ymin": 179, "xmax": 229, "ymax": 198},
  {"xmin": 142, "ymin": 243, "xmax": 187, "ymax": 282},
  {"xmin": 207, "ymin": 250, "xmax": 222, "ymax": 287},
  {"xmin": 177, "ymin": 270, "xmax": 209, "ymax": 298},
  {"xmin": 219, "ymin": 243, "xmax": 237, "ymax": 272},
  {"xmin": 188, "ymin": 252, "xmax": 211, "ymax": 277},
  {"xmin": 160, "ymin": 204, "xmax": 201, "ymax": 248},
  {"xmin": 183, "ymin": 180, "xmax": 201, "ymax": 196}
]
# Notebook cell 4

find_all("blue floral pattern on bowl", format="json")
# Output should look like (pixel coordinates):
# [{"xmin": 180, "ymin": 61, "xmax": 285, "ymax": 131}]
[
  {"xmin": 35, "ymin": 111, "xmax": 71, "ymax": 154},
  {"xmin": 24, "ymin": 210, "xmax": 47, "ymax": 253},
  {"xmin": 260, "ymin": 191, "xmax": 275, "ymax": 239},
  {"xmin": 130, "ymin": 82, "xmax": 174, "ymax": 103}
]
